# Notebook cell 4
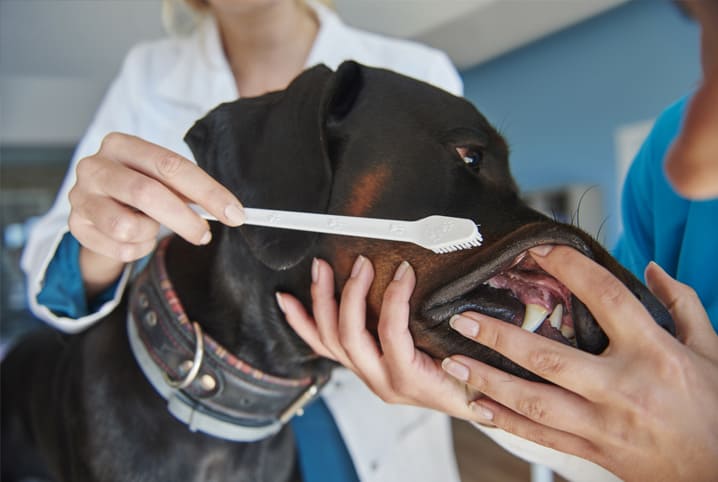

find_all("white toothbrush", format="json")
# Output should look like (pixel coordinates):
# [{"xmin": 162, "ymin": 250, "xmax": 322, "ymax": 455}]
[{"xmin": 192, "ymin": 206, "xmax": 482, "ymax": 254}]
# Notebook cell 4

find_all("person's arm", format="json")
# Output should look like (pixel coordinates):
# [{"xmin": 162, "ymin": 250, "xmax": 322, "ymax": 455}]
[{"xmin": 21, "ymin": 47, "xmax": 143, "ymax": 332}]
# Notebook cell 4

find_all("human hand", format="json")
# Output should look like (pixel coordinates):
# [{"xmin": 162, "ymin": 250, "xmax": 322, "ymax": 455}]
[
  {"xmin": 279, "ymin": 248, "xmax": 718, "ymax": 481},
  {"xmin": 69, "ymin": 132, "xmax": 245, "ymax": 294},
  {"xmin": 277, "ymin": 255, "xmax": 481, "ymax": 420},
  {"xmin": 441, "ymin": 246, "xmax": 718, "ymax": 481}
]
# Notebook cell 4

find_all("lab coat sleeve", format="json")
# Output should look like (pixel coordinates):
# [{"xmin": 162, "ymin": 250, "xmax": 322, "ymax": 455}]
[
  {"xmin": 20, "ymin": 47, "xmax": 146, "ymax": 333},
  {"xmin": 428, "ymin": 51, "xmax": 464, "ymax": 97}
]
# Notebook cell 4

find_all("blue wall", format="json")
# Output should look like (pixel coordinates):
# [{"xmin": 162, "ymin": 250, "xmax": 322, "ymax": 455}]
[{"xmin": 460, "ymin": 0, "xmax": 700, "ymax": 245}]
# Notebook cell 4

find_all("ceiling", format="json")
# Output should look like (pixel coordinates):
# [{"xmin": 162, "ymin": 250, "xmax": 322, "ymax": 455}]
[
  {"xmin": 0, "ymin": 0, "xmax": 630, "ymax": 144},
  {"xmin": 334, "ymin": 0, "xmax": 629, "ymax": 69}
]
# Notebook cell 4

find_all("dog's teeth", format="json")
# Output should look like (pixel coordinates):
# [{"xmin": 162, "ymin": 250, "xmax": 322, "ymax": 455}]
[
  {"xmin": 560, "ymin": 323, "xmax": 575, "ymax": 339},
  {"xmin": 548, "ymin": 304, "xmax": 563, "ymax": 329},
  {"xmin": 510, "ymin": 251, "xmax": 528, "ymax": 268},
  {"xmin": 521, "ymin": 303, "xmax": 549, "ymax": 333}
]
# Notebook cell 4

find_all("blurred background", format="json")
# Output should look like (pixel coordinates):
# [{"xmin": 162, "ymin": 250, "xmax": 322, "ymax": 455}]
[{"xmin": 0, "ymin": 1, "xmax": 700, "ymax": 480}]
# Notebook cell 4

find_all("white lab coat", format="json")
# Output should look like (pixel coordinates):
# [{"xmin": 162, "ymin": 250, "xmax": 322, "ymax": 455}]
[
  {"xmin": 21, "ymin": 3, "xmax": 462, "ymax": 482},
  {"xmin": 474, "ymin": 424, "xmax": 620, "ymax": 482}
]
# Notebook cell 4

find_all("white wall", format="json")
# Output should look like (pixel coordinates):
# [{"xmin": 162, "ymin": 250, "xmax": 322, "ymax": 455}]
[{"xmin": 0, "ymin": 0, "xmax": 165, "ymax": 145}]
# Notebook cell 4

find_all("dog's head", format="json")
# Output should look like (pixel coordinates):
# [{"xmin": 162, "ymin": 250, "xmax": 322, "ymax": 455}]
[{"xmin": 186, "ymin": 61, "xmax": 674, "ymax": 380}]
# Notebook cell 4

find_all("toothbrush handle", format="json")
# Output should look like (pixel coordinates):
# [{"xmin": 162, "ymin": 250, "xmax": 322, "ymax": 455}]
[{"xmin": 244, "ymin": 208, "xmax": 415, "ymax": 242}]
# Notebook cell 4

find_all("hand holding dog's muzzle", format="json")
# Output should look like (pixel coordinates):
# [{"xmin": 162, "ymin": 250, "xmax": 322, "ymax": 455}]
[
  {"xmin": 444, "ymin": 246, "xmax": 718, "ymax": 481},
  {"xmin": 281, "ymin": 247, "xmax": 718, "ymax": 481}
]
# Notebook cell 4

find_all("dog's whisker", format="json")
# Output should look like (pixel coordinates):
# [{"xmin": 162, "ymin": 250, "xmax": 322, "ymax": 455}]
[
  {"xmin": 574, "ymin": 185, "xmax": 599, "ymax": 230},
  {"xmin": 595, "ymin": 216, "xmax": 610, "ymax": 246}
]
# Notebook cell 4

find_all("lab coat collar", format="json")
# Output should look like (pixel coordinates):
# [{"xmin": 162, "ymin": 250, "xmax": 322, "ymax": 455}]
[
  {"xmin": 156, "ymin": 15, "xmax": 237, "ymax": 112},
  {"xmin": 304, "ymin": 0, "xmax": 356, "ymax": 70},
  {"xmin": 156, "ymin": 1, "xmax": 349, "ymax": 112}
]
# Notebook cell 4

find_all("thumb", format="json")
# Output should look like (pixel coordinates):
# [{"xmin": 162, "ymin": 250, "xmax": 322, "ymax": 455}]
[{"xmin": 644, "ymin": 261, "xmax": 714, "ymax": 353}]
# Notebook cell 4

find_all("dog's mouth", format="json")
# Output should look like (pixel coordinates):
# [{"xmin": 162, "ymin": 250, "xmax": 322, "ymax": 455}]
[
  {"xmin": 479, "ymin": 251, "xmax": 576, "ymax": 344},
  {"xmin": 422, "ymin": 239, "xmax": 596, "ymax": 349}
]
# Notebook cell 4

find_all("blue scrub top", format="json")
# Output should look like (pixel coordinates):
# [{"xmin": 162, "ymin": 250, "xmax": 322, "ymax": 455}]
[{"xmin": 614, "ymin": 96, "xmax": 718, "ymax": 331}]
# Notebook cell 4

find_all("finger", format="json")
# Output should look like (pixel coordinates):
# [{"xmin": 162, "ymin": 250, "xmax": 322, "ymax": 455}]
[
  {"xmin": 644, "ymin": 261, "xmax": 714, "ymax": 351},
  {"xmin": 99, "ymin": 133, "xmax": 245, "ymax": 226},
  {"xmin": 90, "ymin": 158, "xmax": 213, "ymax": 246},
  {"xmin": 529, "ymin": 245, "xmax": 655, "ymax": 340},
  {"xmin": 69, "ymin": 216, "xmax": 157, "ymax": 263},
  {"xmin": 468, "ymin": 397, "xmax": 600, "ymax": 464},
  {"xmin": 310, "ymin": 258, "xmax": 341, "ymax": 349},
  {"xmin": 277, "ymin": 292, "xmax": 336, "ymax": 361},
  {"xmin": 70, "ymin": 192, "xmax": 160, "ymax": 244},
  {"xmin": 375, "ymin": 261, "xmax": 426, "ymax": 397},
  {"xmin": 444, "ymin": 354, "xmax": 600, "ymax": 438},
  {"xmin": 335, "ymin": 260, "xmax": 411, "ymax": 401},
  {"xmin": 372, "ymin": 262, "xmax": 478, "ymax": 412},
  {"xmin": 312, "ymin": 256, "xmax": 362, "ymax": 375},
  {"xmin": 376, "ymin": 261, "xmax": 417, "ymax": 366},
  {"xmin": 449, "ymin": 312, "xmax": 608, "ymax": 399}
]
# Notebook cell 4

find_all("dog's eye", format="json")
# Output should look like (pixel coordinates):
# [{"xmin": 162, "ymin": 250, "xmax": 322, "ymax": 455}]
[{"xmin": 456, "ymin": 146, "xmax": 483, "ymax": 170}]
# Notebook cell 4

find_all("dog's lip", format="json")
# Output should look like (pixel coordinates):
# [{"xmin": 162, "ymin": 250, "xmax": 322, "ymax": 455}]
[
  {"xmin": 421, "ymin": 230, "xmax": 593, "ymax": 313},
  {"xmin": 419, "ymin": 228, "xmax": 597, "ymax": 348}
]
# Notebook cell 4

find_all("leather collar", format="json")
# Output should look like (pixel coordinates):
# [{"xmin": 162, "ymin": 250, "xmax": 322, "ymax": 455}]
[{"xmin": 127, "ymin": 237, "xmax": 328, "ymax": 441}]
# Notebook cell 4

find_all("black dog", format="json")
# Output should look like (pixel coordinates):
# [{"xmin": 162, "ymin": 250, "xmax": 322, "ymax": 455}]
[{"xmin": 1, "ymin": 61, "xmax": 674, "ymax": 481}]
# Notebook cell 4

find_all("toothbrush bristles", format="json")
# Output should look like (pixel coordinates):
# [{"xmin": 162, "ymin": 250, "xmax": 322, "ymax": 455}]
[{"xmin": 430, "ymin": 235, "xmax": 482, "ymax": 254}]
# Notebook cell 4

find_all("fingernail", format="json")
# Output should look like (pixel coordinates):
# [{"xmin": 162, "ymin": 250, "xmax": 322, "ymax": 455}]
[
  {"xmin": 442, "ymin": 358, "xmax": 469, "ymax": 381},
  {"xmin": 529, "ymin": 245, "xmax": 554, "ymax": 257},
  {"xmin": 647, "ymin": 260, "xmax": 667, "ymax": 275},
  {"xmin": 350, "ymin": 255, "xmax": 365, "ymax": 278},
  {"xmin": 469, "ymin": 402, "xmax": 494, "ymax": 421},
  {"xmin": 450, "ymin": 314, "xmax": 479, "ymax": 338},
  {"xmin": 311, "ymin": 258, "xmax": 320, "ymax": 284},
  {"xmin": 224, "ymin": 203, "xmax": 246, "ymax": 225},
  {"xmin": 199, "ymin": 231, "xmax": 212, "ymax": 245},
  {"xmin": 275, "ymin": 292, "xmax": 286, "ymax": 313},
  {"xmin": 393, "ymin": 261, "xmax": 410, "ymax": 281}
]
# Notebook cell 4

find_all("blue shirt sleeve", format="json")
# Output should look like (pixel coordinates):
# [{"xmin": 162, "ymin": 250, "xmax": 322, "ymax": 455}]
[{"xmin": 37, "ymin": 232, "xmax": 119, "ymax": 318}]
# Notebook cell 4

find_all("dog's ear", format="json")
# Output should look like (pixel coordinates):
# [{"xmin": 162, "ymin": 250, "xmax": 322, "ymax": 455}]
[
  {"xmin": 185, "ymin": 63, "xmax": 364, "ymax": 271},
  {"xmin": 322, "ymin": 60, "xmax": 363, "ymax": 127}
]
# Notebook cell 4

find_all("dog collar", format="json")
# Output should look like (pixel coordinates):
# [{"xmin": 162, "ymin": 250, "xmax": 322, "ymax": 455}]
[{"xmin": 127, "ymin": 237, "xmax": 328, "ymax": 442}]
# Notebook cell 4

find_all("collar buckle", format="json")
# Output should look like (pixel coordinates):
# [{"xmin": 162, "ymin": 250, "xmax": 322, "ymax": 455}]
[
  {"xmin": 279, "ymin": 383, "xmax": 320, "ymax": 424},
  {"xmin": 163, "ymin": 321, "xmax": 204, "ymax": 389}
]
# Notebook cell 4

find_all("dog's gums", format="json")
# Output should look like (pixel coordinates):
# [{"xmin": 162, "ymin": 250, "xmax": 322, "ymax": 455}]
[
  {"xmin": 484, "ymin": 251, "xmax": 576, "ymax": 344},
  {"xmin": 422, "ymin": 246, "xmax": 577, "ymax": 348}
]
